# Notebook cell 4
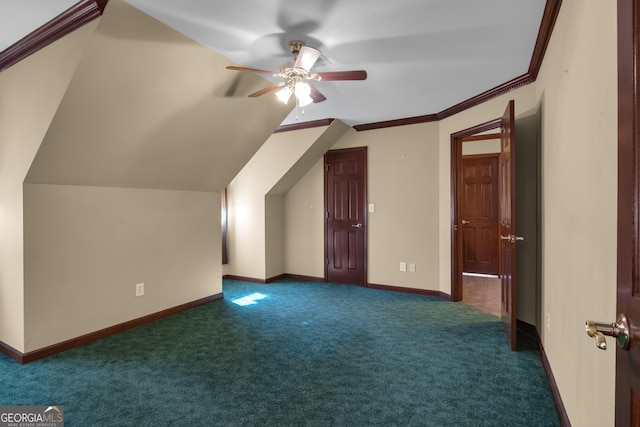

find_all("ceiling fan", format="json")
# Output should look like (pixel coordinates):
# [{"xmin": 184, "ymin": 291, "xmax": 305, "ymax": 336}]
[{"xmin": 226, "ymin": 41, "xmax": 367, "ymax": 107}]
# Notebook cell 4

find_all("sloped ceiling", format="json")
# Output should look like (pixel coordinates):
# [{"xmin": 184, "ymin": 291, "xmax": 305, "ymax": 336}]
[{"xmin": 25, "ymin": 0, "xmax": 291, "ymax": 192}]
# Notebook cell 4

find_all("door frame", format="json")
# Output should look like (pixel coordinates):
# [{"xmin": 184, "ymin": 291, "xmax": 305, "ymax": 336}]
[
  {"xmin": 323, "ymin": 146, "xmax": 368, "ymax": 286},
  {"xmin": 451, "ymin": 119, "xmax": 501, "ymax": 302},
  {"xmin": 616, "ymin": 0, "xmax": 639, "ymax": 422}
]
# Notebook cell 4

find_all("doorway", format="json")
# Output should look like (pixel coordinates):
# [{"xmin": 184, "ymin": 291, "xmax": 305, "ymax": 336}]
[
  {"xmin": 451, "ymin": 101, "xmax": 518, "ymax": 351},
  {"xmin": 324, "ymin": 147, "xmax": 368, "ymax": 286},
  {"xmin": 451, "ymin": 121, "xmax": 501, "ymax": 303},
  {"xmin": 458, "ymin": 135, "xmax": 501, "ymax": 316}
]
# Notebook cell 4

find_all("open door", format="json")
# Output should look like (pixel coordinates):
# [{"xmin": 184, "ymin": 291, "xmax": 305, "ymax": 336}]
[{"xmin": 499, "ymin": 100, "xmax": 518, "ymax": 351}]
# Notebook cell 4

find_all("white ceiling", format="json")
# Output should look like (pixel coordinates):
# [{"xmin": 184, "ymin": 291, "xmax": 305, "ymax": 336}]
[{"xmin": 1, "ymin": 0, "xmax": 546, "ymax": 127}]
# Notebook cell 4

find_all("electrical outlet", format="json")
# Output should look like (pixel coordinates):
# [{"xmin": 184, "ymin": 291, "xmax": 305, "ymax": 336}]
[
  {"xmin": 400, "ymin": 262, "xmax": 407, "ymax": 272},
  {"xmin": 136, "ymin": 283, "xmax": 144, "ymax": 297},
  {"xmin": 409, "ymin": 263, "xmax": 416, "ymax": 272},
  {"xmin": 546, "ymin": 313, "xmax": 550, "ymax": 331}
]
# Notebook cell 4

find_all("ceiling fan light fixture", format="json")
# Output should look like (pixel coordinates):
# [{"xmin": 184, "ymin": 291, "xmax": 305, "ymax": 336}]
[
  {"xmin": 276, "ymin": 86, "xmax": 292, "ymax": 104},
  {"xmin": 294, "ymin": 81, "xmax": 311, "ymax": 98},
  {"xmin": 297, "ymin": 94, "xmax": 313, "ymax": 108},
  {"xmin": 294, "ymin": 81, "xmax": 313, "ymax": 107},
  {"xmin": 226, "ymin": 40, "xmax": 366, "ymax": 110}
]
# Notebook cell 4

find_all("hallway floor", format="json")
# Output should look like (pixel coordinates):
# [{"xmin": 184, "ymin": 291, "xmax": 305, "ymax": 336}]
[{"xmin": 462, "ymin": 273, "xmax": 501, "ymax": 317}]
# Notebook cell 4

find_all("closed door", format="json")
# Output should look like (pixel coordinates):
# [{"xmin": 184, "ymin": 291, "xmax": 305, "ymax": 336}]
[
  {"xmin": 461, "ymin": 154, "xmax": 499, "ymax": 275},
  {"xmin": 324, "ymin": 147, "xmax": 367, "ymax": 285}
]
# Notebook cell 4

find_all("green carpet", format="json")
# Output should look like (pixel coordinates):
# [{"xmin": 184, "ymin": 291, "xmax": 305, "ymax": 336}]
[{"xmin": 0, "ymin": 279, "xmax": 561, "ymax": 426}]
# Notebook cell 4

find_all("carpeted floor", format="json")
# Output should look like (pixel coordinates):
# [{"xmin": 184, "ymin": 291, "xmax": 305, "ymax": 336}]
[{"xmin": 0, "ymin": 279, "xmax": 561, "ymax": 426}]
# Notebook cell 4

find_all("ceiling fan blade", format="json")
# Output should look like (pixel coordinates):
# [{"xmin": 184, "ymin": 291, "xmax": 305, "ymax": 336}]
[
  {"xmin": 226, "ymin": 65, "xmax": 278, "ymax": 77},
  {"xmin": 248, "ymin": 82, "xmax": 285, "ymax": 97},
  {"xmin": 316, "ymin": 70, "xmax": 368, "ymax": 81},
  {"xmin": 294, "ymin": 46, "xmax": 321, "ymax": 71},
  {"xmin": 309, "ymin": 85, "xmax": 326, "ymax": 103}
]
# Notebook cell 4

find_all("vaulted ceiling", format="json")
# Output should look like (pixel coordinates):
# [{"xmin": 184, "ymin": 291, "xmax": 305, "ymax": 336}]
[{"xmin": 2, "ymin": 0, "xmax": 553, "ymax": 128}]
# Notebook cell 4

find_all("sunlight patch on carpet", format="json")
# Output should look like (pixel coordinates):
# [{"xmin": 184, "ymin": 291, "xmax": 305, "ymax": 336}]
[{"xmin": 232, "ymin": 292, "xmax": 267, "ymax": 306}]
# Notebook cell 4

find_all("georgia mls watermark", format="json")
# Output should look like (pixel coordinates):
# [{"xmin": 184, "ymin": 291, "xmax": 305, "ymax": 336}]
[{"xmin": 0, "ymin": 406, "xmax": 64, "ymax": 427}]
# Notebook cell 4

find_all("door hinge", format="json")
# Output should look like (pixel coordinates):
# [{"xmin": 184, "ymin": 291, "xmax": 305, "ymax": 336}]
[
  {"xmin": 326, "ymin": 259, "xmax": 330, "ymax": 266},
  {"xmin": 325, "ymin": 164, "xmax": 330, "ymax": 172},
  {"xmin": 325, "ymin": 211, "xmax": 329, "ymax": 219}
]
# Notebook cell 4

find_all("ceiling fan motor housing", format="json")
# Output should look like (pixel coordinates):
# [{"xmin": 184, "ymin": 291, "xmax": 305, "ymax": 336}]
[{"xmin": 288, "ymin": 40, "xmax": 304, "ymax": 57}]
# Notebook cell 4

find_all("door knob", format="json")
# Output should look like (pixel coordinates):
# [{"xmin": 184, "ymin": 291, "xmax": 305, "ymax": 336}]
[
  {"xmin": 461, "ymin": 220, "xmax": 470, "ymax": 224},
  {"xmin": 351, "ymin": 223, "xmax": 363, "ymax": 229},
  {"xmin": 585, "ymin": 313, "xmax": 630, "ymax": 350},
  {"xmin": 500, "ymin": 234, "xmax": 524, "ymax": 243}
]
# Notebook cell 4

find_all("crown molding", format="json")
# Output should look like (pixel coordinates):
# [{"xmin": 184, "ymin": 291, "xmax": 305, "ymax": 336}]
[
  {"xmin": 353, "ymin": 114, "xmax": 439, "ymax": 132},
  {"xmin": 0, "ymin": 0, "xmax": 108, "ymax": 73},
  {"xmin": 528, "ymin": 0, "xmax": 563, "ymax": 80}
]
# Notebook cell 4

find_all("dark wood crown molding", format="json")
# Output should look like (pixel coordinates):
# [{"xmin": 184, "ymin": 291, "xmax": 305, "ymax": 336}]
[
  {"xmin": 353, "ymin": 114, "xmax": 439, "ymax": 132},
  {"xmin": 528, "ymin": 0, "xmax": 563, "ymax": 80},
  {"xmin": 0, "ymin": 0, "xmax": 108, "ymax": 73}
]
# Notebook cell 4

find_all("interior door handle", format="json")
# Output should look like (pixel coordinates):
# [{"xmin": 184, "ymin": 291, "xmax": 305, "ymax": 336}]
[
  {"xmin": 351, "ymin": 223, "xmax": 363, "ymax": 229},
  {"xmin": 585, "ymin": 313, "xmax": 630, "ymax": 350},
  {"xmin": 461, "ymin": 220, "xmax": 470, "ymax": 224},
  {"xmin": 500, "ymin": 234, "xmax": 524, "ymax": 243}
]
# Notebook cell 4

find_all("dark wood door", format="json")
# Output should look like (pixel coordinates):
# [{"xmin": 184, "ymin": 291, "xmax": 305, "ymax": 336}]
[
  {"xmin": 499, "ymin": 100, "xmax": 517, "ymax": 351},
  {"xmin": 324, "ymin": 147, "xmax": 367, "ymax": 285},
  {"xmin": 461, "ymin": 154, "xmax": 499, "ymax": 275},
  {"xmin": 616, "ymin": 0, "xmax": 640, "ymax": 423}
]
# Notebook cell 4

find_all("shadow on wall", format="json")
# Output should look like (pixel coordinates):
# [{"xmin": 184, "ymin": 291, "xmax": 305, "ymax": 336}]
[{"xmin": 514, "ymin": 100, "xmax": 542, "ymax": 330}]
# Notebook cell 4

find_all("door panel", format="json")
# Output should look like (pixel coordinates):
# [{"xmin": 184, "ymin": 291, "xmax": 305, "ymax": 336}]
[
  {"xmin": 461, "ymin": 155, "xmax": 499, "ymax": 275},
  {"xmin": 616, "ymin": 0, "xmax": 640, "ymax": 423},
  {"xmin": 325, "ymin": 147, "xmax": 367, "ymax": 285},
  {"xmin": 499, "ymin": 100, "xmax": 517, "ymax": 351}
]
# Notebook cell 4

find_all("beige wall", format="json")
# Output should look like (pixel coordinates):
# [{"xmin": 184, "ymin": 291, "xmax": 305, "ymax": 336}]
[
  {"xmin": 335, "ymin": 125, "xmax": 441, "ymax": 289},
  {"xmin": 284, "ymin": 160, "xmax": 326, "ymax": 278},
  {"xmin": 535, "ymin": 1, "xmax": 617, "ymax": 425},
  {"xmin": 23, "ymin": 184, "xmax": 221, "ymax": 352},
  {"xmin": 0, "ymin": 19, "xmax": 99, "ymax": 352},
  {"xmin": 265, "ymin": 195, "xmax": 285, "ymax": 279},
  {"xmin": 225, "ymin": 127, "xmax": 326, "ymax": 280},
  {"xmin": 225, "ymin": 123, "xmax": 349, "ymax": 281},
  {"xmin": 26, "ymin": 0, "xmax": 288, "ymax": 192},
  {"xmin": 284, "ymin": 123, "xmax": 441, "ymax": 289}
]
